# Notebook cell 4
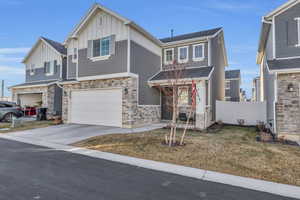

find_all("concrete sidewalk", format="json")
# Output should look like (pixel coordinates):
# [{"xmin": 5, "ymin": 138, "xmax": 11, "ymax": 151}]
[{"xmin": 0, "ymin": 133, "xmax": 299, "ymax": 200}]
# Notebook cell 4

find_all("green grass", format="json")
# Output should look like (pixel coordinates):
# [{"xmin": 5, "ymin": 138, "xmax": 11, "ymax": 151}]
[{"xmin": 75, "ymin": 126, "xmax": 300, "ymax": 186}]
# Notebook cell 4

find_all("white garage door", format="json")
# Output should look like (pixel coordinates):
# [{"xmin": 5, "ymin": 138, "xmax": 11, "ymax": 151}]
[{"xmin": 70, "ymin": 89, "xmax": 122, "ymax": 127}]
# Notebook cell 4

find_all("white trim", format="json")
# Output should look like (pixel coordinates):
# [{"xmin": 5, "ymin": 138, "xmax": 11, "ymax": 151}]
[
  {"xmin": 127, "ymin": 26, "xmax": 131, "ymax": 73},
  {"xmin": 193, "ymin": 44, "xmax": 205, "ymax": 61},
  {"xmin": 276, "ymin": 55, "xmax": 300, "ymax": 60},
  {"xmin": 265, "ymin": 0, "xmax": 300, "ymax": 19},
  {"xmin": 273, "ymin": 72, "xmax": 278, "ymax": 133},
  {"xmin": 269, "ymin": 68, "xmax": 300, "ymax": 74},
  {"xmin": 164, "ymin": 48, "xmax": 174, "ymax": 65},
  {"xmin": 177, "ymin": 46, "xmax": 189, "ymax": 63},
  {"xmin": 77, "ymin": 72, "xmax": 138, "ymax": 81},
  {"xmin": 10, "ymin": 82, "xmax": 56, "ymax": 89},
  {"xmin": 272, "ymin": 16, "xmax": 276, "ymax": 59},
  {"xmin": 90, "ymin": 55, "xmax": 111, "ymax": 62},
  {"xmin": 208, "ymin": 39, "xmax": 212, "ymax": 66},
  {"xmin": 295, "ymin": 17, "xmax": 300, "ymax": 47}
]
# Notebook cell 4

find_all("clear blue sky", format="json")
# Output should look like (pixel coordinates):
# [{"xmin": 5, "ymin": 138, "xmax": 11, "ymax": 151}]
[{"xmin": 0, "ymin": 0, "xmax": 287, "ymax": 97}]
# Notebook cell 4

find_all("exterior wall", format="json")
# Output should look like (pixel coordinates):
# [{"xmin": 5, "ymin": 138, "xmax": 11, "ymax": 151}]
[
  {"xmin": 77, "ymin": 40, "xmax": 128, "ymax": 77},
  {"xmin": 210, "ymin": 33, "xmax": 226, "ymax": 120},
  {"xmin": 225, "ymin": 79, "xmax": 240, "ymax": 102},
  {"xmin": 275, "ymin": 2, "xmax": 300, "ymax": 58},
  {"xmin": 162, "ymin": 42, "xmax": 208, "ymax": 70},
  {"xmin": 130, "ymin": 41, "xmax": 160, "ymax": 105},
  {"xmin": 25, "ymin": 40, "xmax": 63, "ymax": 82},
  {"xmin": 67, "ymin": 56, "xmax": 77, "ymax": 79},
  {"xmin": 11, "ymin": 85, "xmax": 61, "ymax": 118},
  {"xmin": 62, "ymin": 77, "xmax": 160, "ymax": 128},
  {"xmin": 276, "ymin": 73, "xmax": 300, "ymax": 140}
]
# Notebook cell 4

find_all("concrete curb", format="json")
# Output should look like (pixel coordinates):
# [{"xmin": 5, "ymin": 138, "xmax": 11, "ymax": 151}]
[{"xmin": 1, "ymin": 134, "xmax": 300, "ymax": 200}]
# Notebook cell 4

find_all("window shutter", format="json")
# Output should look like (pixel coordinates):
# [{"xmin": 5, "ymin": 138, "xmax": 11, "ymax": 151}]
[
  {"xmin": 287, "ymin": 20, "xmax": 298, "ymax": 46},
  {"xmin": 110, "ymin": 35, "xmax": 116, "ymax": 55},
  {"xmin": 87, "ymin": 40, "xmax": 93, "ymax": 58},
  {"xmin": 44, "ymin": 62, "xmax": 47, "ymax": 73}
]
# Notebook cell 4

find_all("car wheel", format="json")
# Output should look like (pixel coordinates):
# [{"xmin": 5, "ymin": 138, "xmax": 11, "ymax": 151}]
[{"xmin": 3, "ymin": 113, "xmax": 15, "ymax": 123}]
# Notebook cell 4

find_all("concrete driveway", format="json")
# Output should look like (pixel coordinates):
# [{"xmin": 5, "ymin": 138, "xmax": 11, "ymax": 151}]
[{"xmin": 8, "ymin": 123, "xmax": 165, "ymax": 145}]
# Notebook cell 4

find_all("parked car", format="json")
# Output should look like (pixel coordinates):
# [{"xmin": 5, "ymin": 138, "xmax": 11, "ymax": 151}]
[{"xmin": 0, "ymin": 101, "xmax": 23, "ymax": 122}]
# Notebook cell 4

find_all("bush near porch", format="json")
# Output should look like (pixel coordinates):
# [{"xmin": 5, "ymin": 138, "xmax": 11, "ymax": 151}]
[{"xmin": 75, "ymin": 126, "xmax": 300, "ymax": 186}]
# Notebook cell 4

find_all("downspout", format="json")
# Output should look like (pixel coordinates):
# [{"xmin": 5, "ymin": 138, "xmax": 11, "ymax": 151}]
[{"xmin": 273, "ymin": 72, "xmax": 278, "ymax": 134}]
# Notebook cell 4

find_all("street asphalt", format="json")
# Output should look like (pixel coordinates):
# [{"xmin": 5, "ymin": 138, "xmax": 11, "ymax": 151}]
[{"xmin": 0, "ymin": 138, "xmax": 297, "ymax": 200}]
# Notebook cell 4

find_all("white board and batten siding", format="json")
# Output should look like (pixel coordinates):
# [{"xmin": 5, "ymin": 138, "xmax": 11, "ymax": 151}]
[
  {"xmin": 69, "ymin": 89, "xmax": 123, "ymax": 127},
  {"xmin": 68, "ymin": 9, "xmax": 129, "ymax": 54},
  {"xmin": 26, "ymin": 41, "xmax": 62, "ymax": 69},
  {"xmin": 216, "ymin": 101, "xmax": 267, "ymax": 126}
]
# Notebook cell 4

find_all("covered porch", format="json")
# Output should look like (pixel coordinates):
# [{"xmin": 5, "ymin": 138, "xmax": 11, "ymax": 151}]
[{"xmin": 148, "ymin": 67, "xmax": 214, "ymax": 130}]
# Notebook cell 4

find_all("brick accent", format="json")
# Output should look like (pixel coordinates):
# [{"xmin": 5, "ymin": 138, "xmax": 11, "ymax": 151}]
[
  {"xmin": 276, "ymin": 73, "xmax": 300, "ymax": 140},
  {"xmin": 62, "ymin": 77, "xmax": 160, "ymax": 128}
]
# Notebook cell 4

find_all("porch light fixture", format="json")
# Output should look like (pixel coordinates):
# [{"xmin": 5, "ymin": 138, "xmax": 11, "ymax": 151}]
[{"xmin": 287, "ymin": 83, "xmax": 294, "ymax": 92}]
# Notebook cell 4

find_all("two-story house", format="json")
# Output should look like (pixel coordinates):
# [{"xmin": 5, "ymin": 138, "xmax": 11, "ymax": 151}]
[
  {"xmin": 11, "ymin": 37, "xmax": 67, "ymax": 117},
  {"xmin": 225, "ymin": 70, "xmax": 241, "ymax": 102},
  {"xmin": 11, "ymin": 3, "xmax": 228, "ymax": 129},
  {"xmin": 257, "ymin": 0, "xmax": 300, "ymax": 141}
]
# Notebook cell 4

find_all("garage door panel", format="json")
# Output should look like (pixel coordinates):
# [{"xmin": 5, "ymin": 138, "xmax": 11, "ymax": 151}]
[{"xmin": 70, "ymin": 89, "xmax": 122, "ymax": 127}]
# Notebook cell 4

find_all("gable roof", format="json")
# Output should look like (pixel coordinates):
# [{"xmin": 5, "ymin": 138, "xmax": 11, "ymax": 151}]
[
  {"xmin": 64, "ymin": 3, "xmax": 162, "ymax": 46},
  {"xmin": 225, "ymin": 70, "xmax": 240, "ymax": 79},
  {"xmin": 160, "ymin": 28, "xmax": 222, "ymax": 43},
  {"xmin": 41, "ymin": 37, "xmax": 67, "ymax": 55},
  {"xmin": 22, "ymin": 37, "xmax": 66, "ymax": 63},
  {"xmin": 265, "ymin": 0, "xmax": 300, "ymax": 20},
  {"xmin": 267, "ymin": 58, "xmax": 300, "ymax": 72}
]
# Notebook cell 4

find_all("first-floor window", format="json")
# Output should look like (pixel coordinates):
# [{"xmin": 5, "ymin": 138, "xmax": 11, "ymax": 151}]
[{"xmin": 178, "ymin": 86, "xmax": 189, "ymax": 105}]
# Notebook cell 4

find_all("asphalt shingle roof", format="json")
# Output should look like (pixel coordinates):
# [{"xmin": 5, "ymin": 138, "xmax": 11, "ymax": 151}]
[
  {"xmin": 160, "ymin": 28, "xmax": 222, "ymax": 43},
  {"xmin": 149, "ymin": 67, "xmax": 214, "ymax": 81},
  {"xmin": 225, "ymin": 70, "xmax": 240, "ymax": 79},
  {"xmin": 11, "ymin": 80, "xmax": 57, "ymax": 88},
  {"xmin": 267, "ymin": 58, "xmax": 300, "ymax": 71},
  {"xmin": 41, "ymin": 37, "xmax": 67, "ymax": 55}
]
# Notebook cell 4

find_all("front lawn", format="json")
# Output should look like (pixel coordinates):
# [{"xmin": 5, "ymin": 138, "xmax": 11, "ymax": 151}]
[
  {"xmin": 75, "ymin": 126, "xmax": 300, "ymax": 186},
  {"xmin": 0, "ymin": 120, "xmax": 57, "ymax": 133}
]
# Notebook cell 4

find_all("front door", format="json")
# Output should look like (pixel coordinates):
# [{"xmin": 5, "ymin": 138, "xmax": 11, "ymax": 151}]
[{"xmin": 161, "ymin": 88, "xmax": 173, "ymax": 120}]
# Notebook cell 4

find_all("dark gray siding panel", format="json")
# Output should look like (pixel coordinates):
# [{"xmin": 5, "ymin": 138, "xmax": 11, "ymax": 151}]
[
  {"xmin": 67, "ymin": 56, "xmax": 77, "ymax": 79},
  {"xmin": 61, "ymin": 57, "xmax": 67, "ymax": 80},
  {"xmin": 130, "ymin": 41, "xmax": 161, "ymax": 105},
  {"xmin": 226, "ymin": 80, "xmax": 240, "ymax": 102},
  {"xmin": 275, "ymin": 3, "xmax": 300, "ymax": 58},
  {"xmin": 162, "ymin": 42, "xmax": 208, "ymax": 69},
  {"xmin": 78, "ymin": 40, "xmax": 127, "ymax": 77},
  {"xmin": 54, "ymin": 85, "xmax": 62, "ymax": 115},
  {"xmin": 26, "ymin": 67, "xmax": 61, "ymax": 82}
]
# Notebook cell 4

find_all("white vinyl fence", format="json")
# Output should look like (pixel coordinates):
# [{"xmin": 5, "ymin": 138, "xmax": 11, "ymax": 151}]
[{"xmin": 216, "ymin": 101, "xmax": 267, "ymax": 126}]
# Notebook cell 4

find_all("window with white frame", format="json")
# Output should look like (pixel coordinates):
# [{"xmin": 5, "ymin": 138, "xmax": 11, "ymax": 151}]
[
  {"xmin": 92, "ymin": 36, "xmax": 111, "ymax": 58},
  {"xmin": 193, "ymin": 44, "xmax": 204, "ymax": 61},
  {"xmin": 178, "ymin": 46, "xmax": 188, "ymax": 63},
  {"xmin": 295, "ymin": 17, "xmax": 300, "ymax": 46},
  {"xmin": 178, "ymin": 86, "xmax": 189, "ymax": 105},
  {"xmin": 73, "ymin": 48, "xmax": 78, "ymax": 61},
  {"xmin": 44, "ymin": 61, "xmax": 54, "ymax": 76},
  {"xmin": 29, "ymin": 64, "xmax": 35, "ymax": 75},
  {"xmin": 164, "ymin": 48, "xmax": 174, "ymax": 64}
]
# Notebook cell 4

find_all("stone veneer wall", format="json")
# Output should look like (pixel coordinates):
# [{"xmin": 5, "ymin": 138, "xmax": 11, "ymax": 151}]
[
  {"xmin": 276, "ymin": 73, "xmax": 300, "ymax": 140},
  {"xmin": 12, "ymin": 85, "xmax": 56, "ymax": 118},
  {"xmin": 62, "ymin": 77, "xmax": 161, "ymax": 128}
]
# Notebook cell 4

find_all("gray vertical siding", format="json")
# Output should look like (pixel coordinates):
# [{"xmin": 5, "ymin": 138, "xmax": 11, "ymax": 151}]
[
  {"xmin": 78, "ymin": 40, "xmax": 127, "ymax": 77},
  {"xmin": 67, "ymin": 56, "xmax": 77, "ymax": 79},
  {"xmin": 162, "ymin": 42, "xmax": 208, "ymax": 70},
  {"xmin": 210, "ymin": 33, "xmax": 226, "ymax": 120},
  {"xmin": 275, "ymin": 3, "xmax": 300, "ymax": 58},
  {"xmin": 62, "ymin": 57, "xmax": 67, "ymax": 80},
  {"xmin": 227, "ymin": 79, "xmax": 240, "ymax": 102},
  {"xmin": 130, "ymin": 41, "xmax": 161, "ymax": 105},
  {"xmin": 26, "ymin": 67, "xmax": 61, "ymax": 82}
]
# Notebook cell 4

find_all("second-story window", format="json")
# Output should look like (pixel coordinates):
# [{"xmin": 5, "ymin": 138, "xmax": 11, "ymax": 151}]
[
  {"xmin": 178, "ymin": 46, "xmax": 189, "ymax": 63},
  {"xmin": 73, "ymin": 48, "xmax": 78, "ymax": 61},
  {"xmin": 29, "ymin": 64, "xmax": 35, "ymax": 75},
  {"xmin": 92, "ymin": 37, "xmax": 111, "ymax": 57},
  {"xmin": 164, "ymin": 48, "xmax": 174, "ymax": 64},
  {"xmin": 44, "ymin": 61, "xmax": 54, "ymax": 76},
  {"xmin": 193, "ymin": 44, "xmax": 204, "ymax": 61}
]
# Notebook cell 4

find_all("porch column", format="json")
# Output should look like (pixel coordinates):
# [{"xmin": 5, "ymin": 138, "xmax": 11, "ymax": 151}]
[{"xmin": 196, "ymin": 81, "xmax": 206, "ymax": 129}]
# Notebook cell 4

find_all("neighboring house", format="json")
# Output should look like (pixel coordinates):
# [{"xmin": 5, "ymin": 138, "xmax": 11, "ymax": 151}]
[
  {"xmin": 257, "ymin": 0, "xmax": 300, "ymax": 141},
  {"xmin": 239, "ymin": 89, "xmax": 247, "ymax": 102},
  {"xmin": 11, "ymin": 3, "xmax": 228, "ymax": 129},
  {"xmin": 10, "ymin": 37, "xmax": 67, "ymax": 117},
  {"xmin": 252, "ymin": 76, "xmax": 260, "ymax": 102},
  {"xmin": 225, "ymin": 70, "xmax": 241, "ymax": 102}
]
